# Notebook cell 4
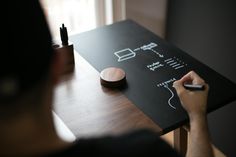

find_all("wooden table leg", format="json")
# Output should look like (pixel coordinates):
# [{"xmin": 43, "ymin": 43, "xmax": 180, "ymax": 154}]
[{"xmin": 174, "ymin": 127, "xmax": 188, "ymax": 155}]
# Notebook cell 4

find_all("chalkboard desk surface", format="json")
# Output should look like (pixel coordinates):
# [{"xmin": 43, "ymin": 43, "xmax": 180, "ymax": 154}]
[
  {"xmin": 54, "ymin": 20, "xmax": 236, "ymax": 155},
  {"xmin": 54, "ymin": 50, "xmax": 189, "ymax": 153},
  {"xmin": 54, "ymin": 51, "xmax": 162, "ymax": 138}
]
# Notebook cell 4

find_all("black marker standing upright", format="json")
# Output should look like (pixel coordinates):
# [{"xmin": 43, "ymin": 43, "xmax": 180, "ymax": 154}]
[
  {"xmin": 54, "ymin": 23, "xmax": 75, "ymax": 73},
  {"xmin": 60, "ymin": 24, "xmax": 69, "ymax": 45}
]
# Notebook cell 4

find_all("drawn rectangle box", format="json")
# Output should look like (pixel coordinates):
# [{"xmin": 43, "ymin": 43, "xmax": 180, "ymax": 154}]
[{"xmin": 114, "ymin": 48, "xmax": 136, "ymax": 62}]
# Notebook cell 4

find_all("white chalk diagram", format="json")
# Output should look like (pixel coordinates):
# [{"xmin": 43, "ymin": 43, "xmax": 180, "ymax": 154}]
[
  {"xmin": 147, "ymin": 61, "xmax": 164, "ymax": 71},
  {"xmin": 164, "ymin": 84, "xmax": 176, "ymax": 109},
  {"xmin": 134, "ymin": 42, "xmax": 164, "ymax": 58},
  {"xmin": 164, "ymin": 57, "xmax": 187, "ymax": 70},
  {"xmin": 114, "ymin": 42, "xmax": 187, "ymax": 71},
  {"xmin": 157, "ymin": 78, "xmax": 177, "ymax": 110},
  {"xmin": 114, "ymin": 42, "xmax": 163, "ymax": 62},
  {"xmin": 114, "ymin": 48, "xmax": 136, "ymax": 62}
]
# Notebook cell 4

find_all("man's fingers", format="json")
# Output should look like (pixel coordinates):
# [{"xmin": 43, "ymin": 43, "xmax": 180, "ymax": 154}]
[
  {"xmin": 180, "ymin": 72, "xmax": 192, "ymax": 83},
  {"xmin": 173, "ymin": 81, "xmax": 186, "ymax": 97},
  {"xmin": 181, "ymin": 71, "xmax": 205, "ymax": 85}
]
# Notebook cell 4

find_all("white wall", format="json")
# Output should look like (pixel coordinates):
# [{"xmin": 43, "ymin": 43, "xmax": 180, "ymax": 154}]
[{"xmin": 126, "ymin": 0, "xmax": 168, "ymax": 38}]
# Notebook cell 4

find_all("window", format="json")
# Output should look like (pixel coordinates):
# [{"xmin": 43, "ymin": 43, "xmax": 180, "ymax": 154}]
[
  {"xmin": 41, "ymin": 0, "xmax": 96, "ymax": 39},
  {"xmin": 40, "ymin": 0, "xmax": 126, "ymax": 39}
]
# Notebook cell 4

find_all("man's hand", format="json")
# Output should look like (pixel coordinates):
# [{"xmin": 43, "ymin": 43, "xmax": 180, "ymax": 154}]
[
  {"xmin": 173, "ymin": 71, "xmax": 209, "ymax": 119},
  {"xmin": 173, "ymin": 71, "xmax": 214, "ymax": 157}
]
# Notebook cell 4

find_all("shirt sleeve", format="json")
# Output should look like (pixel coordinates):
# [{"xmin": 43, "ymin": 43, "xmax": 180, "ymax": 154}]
[
  {"xmin": 77, "ymin": 129, "xmax": 183, "ymax": 157},
  {"xmin": 46, "ymin": 129, "xmax": 183, "ymax": 157}
]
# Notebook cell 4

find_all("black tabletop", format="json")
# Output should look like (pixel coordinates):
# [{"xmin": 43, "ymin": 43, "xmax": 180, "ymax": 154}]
[{"xmin": 70, "ymin": 20, "xmax": 236, "ymax": 133}]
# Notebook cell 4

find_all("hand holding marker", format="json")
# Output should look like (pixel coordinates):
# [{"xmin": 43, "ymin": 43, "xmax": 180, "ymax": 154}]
[{"xmin": 183, "ymin": 83, "xmax": 205, "ymax": 91}]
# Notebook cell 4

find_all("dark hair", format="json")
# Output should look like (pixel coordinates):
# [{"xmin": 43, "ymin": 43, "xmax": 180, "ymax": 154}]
[{"xmin": 1, "ymin": 0, "xmax": 54, "ymax": 102}]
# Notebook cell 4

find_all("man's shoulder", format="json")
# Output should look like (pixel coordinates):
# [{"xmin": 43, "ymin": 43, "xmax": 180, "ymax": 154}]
[{"xmin": 47, "ymin": 129, "xmax": 182, "ymax": 157}]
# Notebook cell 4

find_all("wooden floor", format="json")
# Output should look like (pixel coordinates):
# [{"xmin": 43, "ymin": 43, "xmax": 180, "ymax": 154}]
[{"xmin": 161, "ymin": 131, "xmax": 226, "ymax": 157}]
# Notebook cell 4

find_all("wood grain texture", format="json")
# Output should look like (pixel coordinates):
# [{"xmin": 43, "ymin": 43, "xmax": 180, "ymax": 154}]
[
  {"xmin": 54, "ymin": 51, "xmax": 162, "ymax": 138},
  {"xmin": 100, "ymin": 67, "xmax": 126, "ymax": 88},
  {"xmin": 174, "ymin": 127, "xmax": 187, "ymax": 155}
]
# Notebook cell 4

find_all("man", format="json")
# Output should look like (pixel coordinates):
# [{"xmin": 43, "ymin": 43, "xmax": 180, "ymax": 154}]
[{"xmin": 1, "ymin": 0, "xmax": 213, "ymax": 156}]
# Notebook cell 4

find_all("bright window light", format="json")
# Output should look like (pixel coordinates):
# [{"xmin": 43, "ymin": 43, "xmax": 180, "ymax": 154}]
[{"xmin": 41, "ymin": 0, "xmax": 96, "ymax": 39}]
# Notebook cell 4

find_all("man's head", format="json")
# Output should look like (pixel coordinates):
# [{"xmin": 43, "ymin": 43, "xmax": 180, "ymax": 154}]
[{"xmin": 1, "ymin": 0, "xmax": 56, "ymax": 117}]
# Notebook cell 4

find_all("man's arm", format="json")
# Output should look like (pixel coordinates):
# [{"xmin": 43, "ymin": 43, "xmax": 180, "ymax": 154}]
[{"xmin": 173, "ymin": 71, "xmax": 214, "ymax": 157}]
